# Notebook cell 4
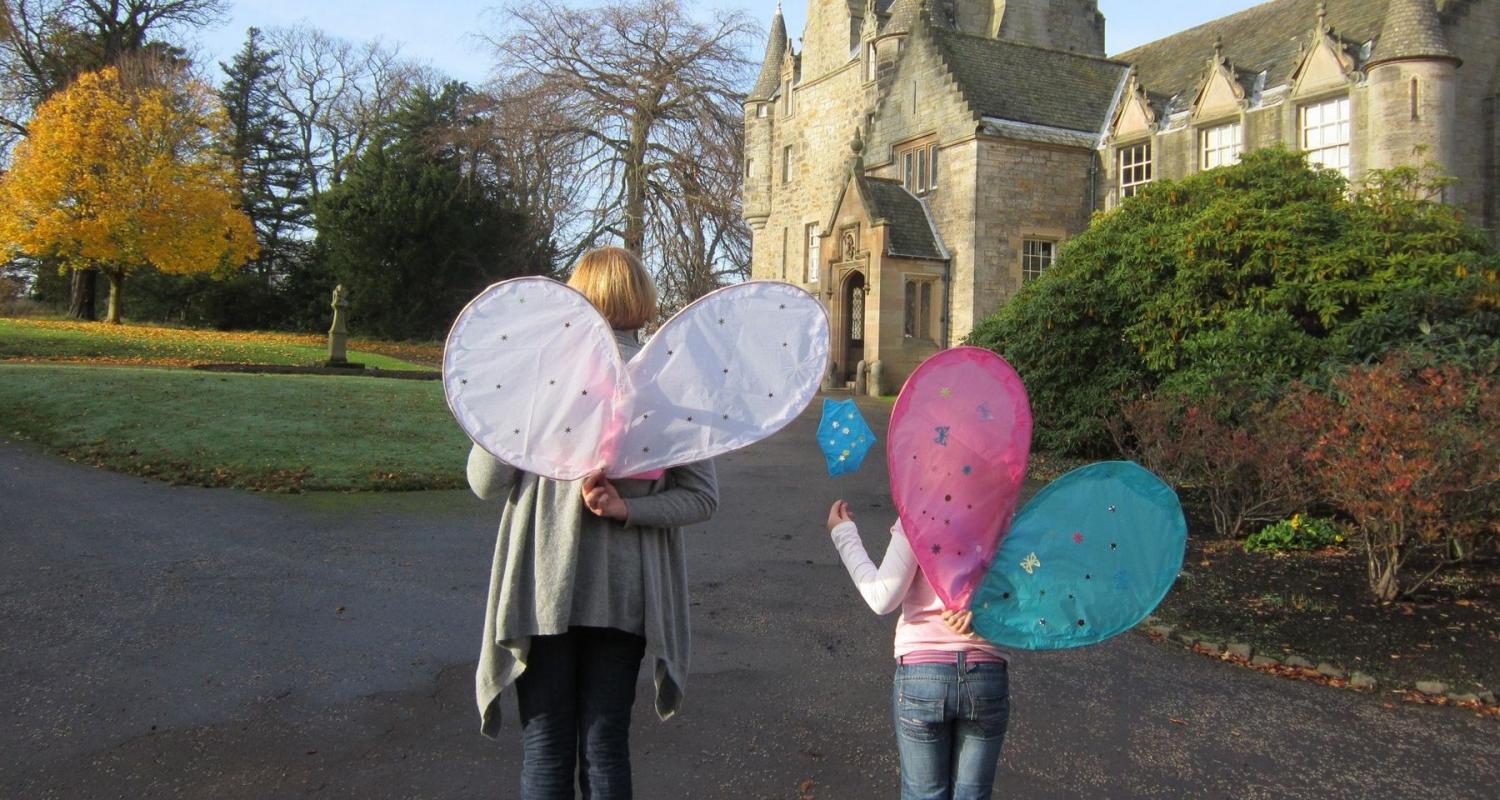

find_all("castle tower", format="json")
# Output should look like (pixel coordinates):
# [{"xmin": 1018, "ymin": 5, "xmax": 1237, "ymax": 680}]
[
  {"xmin": 991, "ymin": 0, "xmax": 1105, "ymax": 56},
  {"xmin": 743, "ymin": 7, "xmax": 788, "ymax": 231},
  {"xmin": 800, "ymin": 0, "xmax": 869, "ymax": 78},
  {"xmin": 1363, "ymin": 0, "xmax": 1461, "ymax": 179}
]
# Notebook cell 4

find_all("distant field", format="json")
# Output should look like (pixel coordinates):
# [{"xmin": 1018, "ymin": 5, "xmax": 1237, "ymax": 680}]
[
  {"xmin": 0, "ymin": 317, "xmax": 441, "ymax": 369},
  {"xmin": 0, "ymin": 363, "xmax": 468, "ymax": 492}
]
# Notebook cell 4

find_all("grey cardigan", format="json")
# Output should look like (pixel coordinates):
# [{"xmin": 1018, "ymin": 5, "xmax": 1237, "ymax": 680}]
[{"xmin": 467, "ymin": 330, "xmax": 719, "ymax": 737}]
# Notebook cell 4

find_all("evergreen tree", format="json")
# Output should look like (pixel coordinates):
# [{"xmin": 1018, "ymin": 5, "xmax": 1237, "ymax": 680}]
[
  {"xmin": 316, "ymin": 82, "xmax": 550, "ymax": 340},
  {"xmin": 218, "ymin": 27, "xmax": 310, "ymax": 278}
]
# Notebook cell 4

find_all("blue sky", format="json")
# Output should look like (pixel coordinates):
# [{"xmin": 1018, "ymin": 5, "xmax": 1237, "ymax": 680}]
[{"xmin": 197, "ymin": 1, "xmax": 1263, "ymax": 83}]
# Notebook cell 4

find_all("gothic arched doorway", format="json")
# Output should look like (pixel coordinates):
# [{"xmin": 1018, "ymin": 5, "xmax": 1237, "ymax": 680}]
[{"xmin": 842, "ymin": 271, "xmax": 866, "ymax": 382}]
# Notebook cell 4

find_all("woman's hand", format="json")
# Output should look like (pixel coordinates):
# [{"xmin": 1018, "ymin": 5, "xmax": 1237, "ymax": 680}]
[
  {"xmin": 827, "ymin": 500, "xmax": 854, "ymax": 532},
  {"xmin": 941, "ymin": 609, "xmax": 975, "ymax": 637},
  {"xmin": 582, "ymin": 471, "xmax": 629, "ymax": 521}
]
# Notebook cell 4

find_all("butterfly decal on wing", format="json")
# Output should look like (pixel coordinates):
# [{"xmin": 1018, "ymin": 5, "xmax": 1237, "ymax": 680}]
[{"xmin": 443, "ymin": 277, "xmax": 831, "ymax": 480}]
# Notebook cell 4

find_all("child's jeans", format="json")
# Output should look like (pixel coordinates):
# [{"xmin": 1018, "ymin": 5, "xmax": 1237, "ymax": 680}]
[
  {"xmin": 515, "ymin": 626, "xmax": 647, "ymax": 800},
  {"xmin": 892, "ymin": 655, "xmax": 1011, "ymax": 800}
]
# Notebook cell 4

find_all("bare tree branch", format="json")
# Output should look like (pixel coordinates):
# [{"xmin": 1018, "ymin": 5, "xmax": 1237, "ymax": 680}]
[{"xmin": 477, "ymin": 0, "xmax": 754, "ymax": 306}]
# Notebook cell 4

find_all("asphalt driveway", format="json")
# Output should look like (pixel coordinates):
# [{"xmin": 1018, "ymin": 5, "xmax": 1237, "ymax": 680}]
[{"xmin": 1, "ymin": 398, "xmax": 1494, "ymax": 798}]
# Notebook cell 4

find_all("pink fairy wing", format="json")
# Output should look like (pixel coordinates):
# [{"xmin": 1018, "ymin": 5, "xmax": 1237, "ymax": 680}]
[
  {"xmin": 887, "ymin": 347, "xmax": 1033, "ymax": 610},
  {"xmin": 443, "ymin": 277, "xmax": 625, "ymax": 480}
]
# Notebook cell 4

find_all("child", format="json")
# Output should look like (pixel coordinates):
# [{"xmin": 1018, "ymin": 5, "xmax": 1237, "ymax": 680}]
[
  {"xmin": 467, "ymin": 247, "xmax": 719, "ymax": 799},
  {"xmin": 826, "ymin": 499, "xmax": 1010, "ymax": 800}
]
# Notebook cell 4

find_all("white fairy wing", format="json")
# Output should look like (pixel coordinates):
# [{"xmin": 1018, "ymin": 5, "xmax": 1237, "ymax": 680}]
[
  {"xmin": 443, "ymin": 277, "xmax": 624, "ymax": 480},
  {"xmin": 607, "ymin": 282, "xmax": 830, "ymax": 477}
]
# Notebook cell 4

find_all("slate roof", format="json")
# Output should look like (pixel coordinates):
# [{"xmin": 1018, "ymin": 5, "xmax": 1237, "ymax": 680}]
[
  {"xmin": 857, "ymin": 177, "xmax": 945, "ymax": 260},
  {"xmin": 932, "ymin": 28, "xmax": 1128, "ymax": 134},
  {"xmin": 1114, "ymin": 0, "xmax": 1390, "ymax": 107},
  {"xmin": 749, "ymin": 10, "xmax": 788, "ymax": 101},
  {"xmin": 1369, "ymin": 0, "xmax": 1458, "ymax": 67}
]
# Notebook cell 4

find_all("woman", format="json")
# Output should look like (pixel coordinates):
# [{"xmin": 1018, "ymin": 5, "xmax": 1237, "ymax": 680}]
[{"xmin": 467, "ymin": 247, "xmax": 718, "ymax": 799}]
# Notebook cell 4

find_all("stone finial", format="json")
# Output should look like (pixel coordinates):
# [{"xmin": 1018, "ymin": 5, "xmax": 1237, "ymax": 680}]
[
  {"xmin": 1213, "ymin": 35, "xmax": 1224, "ymax": 62},
  {"xmin": 849, "ymin": 128, "xmax": 866, "ymax": 173},
  {"xmin": 1316, "ymin": 1, "xmax": 1328, "ymax": 31}
]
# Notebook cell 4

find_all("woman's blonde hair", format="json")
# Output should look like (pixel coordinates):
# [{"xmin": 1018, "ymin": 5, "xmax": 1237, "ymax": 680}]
[{"xmin": 567, "ymin": 246, "xmax": 658, "ymax": 330}]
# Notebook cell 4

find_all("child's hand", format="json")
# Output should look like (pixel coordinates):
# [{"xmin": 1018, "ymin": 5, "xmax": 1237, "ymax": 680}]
[
  {"xmin": 941, "ymin": 609, "xmax": 975, "ymax": 637},
  {"xmin": 582, "ymin": 470, "xmax": 629, "ymax": 520},
  {"xmin": 826, "ymin": 500, "xmax": 854, "ymax": 532}
]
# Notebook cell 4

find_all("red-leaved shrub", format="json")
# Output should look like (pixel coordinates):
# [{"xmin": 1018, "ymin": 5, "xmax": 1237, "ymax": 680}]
[
  {"xmin": 1282, "ymin": 354, "xmax": 1498, "ymax": 601},
  {"xmin": 1118, "ymin": 392, "xmax": 1313, "ymax": 540}
]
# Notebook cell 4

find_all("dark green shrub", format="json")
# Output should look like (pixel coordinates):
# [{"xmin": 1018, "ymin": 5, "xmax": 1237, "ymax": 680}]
[{"xmin": 1245, "ymin": 514, "xmax": 1347, "ymax": 553}]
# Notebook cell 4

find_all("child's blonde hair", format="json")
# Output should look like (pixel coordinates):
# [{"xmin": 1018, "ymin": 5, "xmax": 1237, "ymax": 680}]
[{"xmin": 567, "ymin": 246, "xmax": 658, "ymax": 330}]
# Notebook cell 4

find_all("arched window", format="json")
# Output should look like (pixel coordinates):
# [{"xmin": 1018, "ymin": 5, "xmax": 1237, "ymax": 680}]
[{"xmin": 850, "ymin": 287, "xmax": 865, "ymax": 341}]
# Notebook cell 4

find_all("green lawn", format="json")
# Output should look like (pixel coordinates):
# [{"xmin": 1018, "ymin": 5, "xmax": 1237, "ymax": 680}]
[
  {"xmin": 0, "ymin": 317, "xmax": 434, "ymax": 369},
  {"xmin": 0, "ymin": 364, "xmax": 469, "ymax": 491}
]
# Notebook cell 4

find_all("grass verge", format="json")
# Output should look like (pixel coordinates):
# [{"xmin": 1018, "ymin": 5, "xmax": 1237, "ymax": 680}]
[
  {"xmin": 0, "ymin": 363, "xmax": 468, "ymax": 491},
  {"xmin": 0, "ymin": 317, "xmax": 440, "ymax": 368}
]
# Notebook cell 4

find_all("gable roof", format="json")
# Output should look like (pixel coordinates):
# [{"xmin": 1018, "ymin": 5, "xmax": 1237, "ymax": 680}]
[
  {"xmin": 856, "ymin": 176, "xmax": 946, "ymax": 260},
  {"xmin": 1114, "ymin": 0, "xmax": 1390, "ymax": 108},
  {"xmin": 931, "ymin": 27, "xmax": 1128, "ymax": 134}
]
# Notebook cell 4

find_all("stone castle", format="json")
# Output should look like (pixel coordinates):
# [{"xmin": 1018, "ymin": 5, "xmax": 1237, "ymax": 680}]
[{"xmin": 741, "ymin": 0, "xmax": 1500, "ymax": 392}]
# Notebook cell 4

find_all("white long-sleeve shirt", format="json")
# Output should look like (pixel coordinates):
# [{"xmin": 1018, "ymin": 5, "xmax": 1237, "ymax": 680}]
[{"xmin": 830, "ymin": 519, "xmax": 1007, "ymax": 661}]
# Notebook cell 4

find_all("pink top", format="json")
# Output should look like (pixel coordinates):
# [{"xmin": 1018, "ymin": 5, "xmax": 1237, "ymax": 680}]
[{"xmin": 830, "ymin": 519, "xmax": 1008, "ymax": 662}]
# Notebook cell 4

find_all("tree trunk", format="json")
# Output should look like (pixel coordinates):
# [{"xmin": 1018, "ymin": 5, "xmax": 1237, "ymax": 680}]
[
  {"xmin": 68, "ymin": 268, "xmax": 99, "ymax": 320},
  {"xmin": 105, "ymin": 271, "xmax": 125, "ymax": 324},
  {"xmin": 622, "ymin": 114, "xmax": 651, "ymax": 256},
  {"xmin": 1367, "ymin": 542, "xmax": 1401, "ymax": 602}
]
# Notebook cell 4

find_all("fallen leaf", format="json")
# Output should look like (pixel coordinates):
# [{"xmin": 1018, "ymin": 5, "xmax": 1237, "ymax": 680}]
[{"xmin": 1169, "ymin": 718, "xmax": 1187, "ymax": 726}]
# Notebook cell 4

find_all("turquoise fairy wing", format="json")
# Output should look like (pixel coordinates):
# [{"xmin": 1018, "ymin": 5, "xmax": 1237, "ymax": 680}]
[{"xmin": 971, "ymin": 461, "xmax": 1187, "ymax": 650}]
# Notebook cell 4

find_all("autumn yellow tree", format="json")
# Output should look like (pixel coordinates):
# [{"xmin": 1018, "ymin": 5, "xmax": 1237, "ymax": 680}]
[{"xmin": 0, "ymin": 64, "xmax": 257, "ymax": 323}]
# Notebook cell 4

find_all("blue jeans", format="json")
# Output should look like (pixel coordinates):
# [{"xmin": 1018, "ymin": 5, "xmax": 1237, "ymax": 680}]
[
  {"xmin": 516, "ymin": 626, "xmax": 647, "ymax": 800},
  {"xmin": 892, "ymin": 657, "xmax": 1011, "ymax": 800}
]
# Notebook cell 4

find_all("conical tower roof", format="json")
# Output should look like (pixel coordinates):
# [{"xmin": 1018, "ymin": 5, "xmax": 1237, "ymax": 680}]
[
  {"xmin": 1367, "ymin": 0, "xmax": 1458, "ymax": 69},
  {"xmin": 884, "ymin": 0, "xmax": 923, "ymax": 35},
  {"xmin": 748, "ymin": 8, "xmax": 788, "ymax": 102}
]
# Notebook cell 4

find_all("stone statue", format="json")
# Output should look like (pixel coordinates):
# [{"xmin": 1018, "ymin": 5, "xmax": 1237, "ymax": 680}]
[{"xmin": 327, "ymin": 284, "xmax": 351, "ymax": 366}]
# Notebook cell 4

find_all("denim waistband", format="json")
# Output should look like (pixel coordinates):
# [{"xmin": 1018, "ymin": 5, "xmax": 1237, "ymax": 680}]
[{"xmin": 897, "ymin": 650, "xmax": 1006, "ymax": 666}]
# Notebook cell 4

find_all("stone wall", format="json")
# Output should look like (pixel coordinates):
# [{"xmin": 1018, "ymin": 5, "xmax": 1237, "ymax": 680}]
[
  {"xmin": 1440, "ymin": 0, "xmax": 1500, "ymax": 242},
  {"xmin": 746, "ymin": 57, "xmax": 869, "ymax": 287},
  {"xmin": 993, "ymin": 0, "xmax": 1105, "ymax": 56},
  {"xmin": 971, "ymin": 137, "xmax": 1097, "ymax": 334}
]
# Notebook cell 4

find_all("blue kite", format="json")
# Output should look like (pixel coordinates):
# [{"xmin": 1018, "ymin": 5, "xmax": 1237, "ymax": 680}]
[{"xmin": 817, "ymin": 398, "xmax": 876, "ymax": 476}]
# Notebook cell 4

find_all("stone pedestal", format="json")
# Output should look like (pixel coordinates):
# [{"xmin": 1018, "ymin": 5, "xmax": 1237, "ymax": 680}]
[{"xmin": 324, "ymin": 284, "xmax": 363, "ymax": 369}]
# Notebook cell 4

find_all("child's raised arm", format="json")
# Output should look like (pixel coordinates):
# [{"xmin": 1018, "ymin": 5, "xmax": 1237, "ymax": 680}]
[{"xmin": 827, "ymin": 501, "xmax": 918, "ymax": 615}]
